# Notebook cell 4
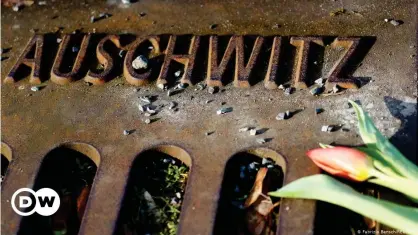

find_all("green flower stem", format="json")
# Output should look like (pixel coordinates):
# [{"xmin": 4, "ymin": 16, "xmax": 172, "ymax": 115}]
[
  {"xmin": 269, "ymin": 175, "xmax": 418, "ymax": 235},
  {"xmin": 369, "ymin": 169, "xmax": 418, "ymax": 202},
  {"xmin": 349, "ymin": 100, "xmax": 418, "ymax": 180}
]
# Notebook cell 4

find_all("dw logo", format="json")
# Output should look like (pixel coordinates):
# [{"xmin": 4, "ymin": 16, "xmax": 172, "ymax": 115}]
[{"xmin": 11, "ymin": 188, "xmax": 60, "ymax": 216}]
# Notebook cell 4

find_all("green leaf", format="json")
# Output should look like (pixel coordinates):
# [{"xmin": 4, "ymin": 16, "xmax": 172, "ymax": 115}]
[
  {"xmin": 368, "ymin": 169, "xmax": 418, "ymax": 203},
  {"xmin": 269, "ymin": 175, "xmax": 418, "ymax": 235},
  {"xmin": 349, "ymin": 100, "xmax": 418, "ymax": 180},
  {"xmin": 356, "ymin": 147, "xmax": 400, "ymax": 178}
]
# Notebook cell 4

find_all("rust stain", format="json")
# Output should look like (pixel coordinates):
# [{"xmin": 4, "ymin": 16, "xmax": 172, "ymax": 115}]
[
  {"xmin": 85, "ymin": 35, "xmax": 121, "ymax": 85},
  {"xmin": 50, "ymin": 34, "xmax": 91, "ymax": 85},
  {"xmin": 326, "ymin": 37, "xmax": 362, "ymax": 89},
  {"xmin": 157, "ymin": 35, "xmax": 200, "ymax": 86},
  {"xmin": 5, "ymin": 35, "xmax": 43, "ymax": 84},
  {"xmin": 290, "ymin": 37, "xmax": 324, "ymax": 89},
  {"xmin": 264, "ymin": 36, "xmax": 282, "ymax": 90}
]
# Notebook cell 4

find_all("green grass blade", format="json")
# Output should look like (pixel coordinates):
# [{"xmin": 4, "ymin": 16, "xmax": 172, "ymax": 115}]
[
  {"xmin": 349, "ymin": 100, "xmax": 418, "ymax": 180},
  {"xmin": 269, "ymin": 175, "xmax": 418, "ymax": 235}
]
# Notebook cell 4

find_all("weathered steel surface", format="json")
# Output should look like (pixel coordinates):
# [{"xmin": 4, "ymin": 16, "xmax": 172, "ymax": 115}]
[
  {"xmin": 326, "ymin": 37, "xmax": 362, "ymax": 89},
  {"xmin": 290, "ymin": 37, "xmax": 324, "ymax": 89},
  {"xmin": 4, "ymin": 35, "xmax": 43, "ymax": 84},
  {"xmin": 264, "ymin": 37, "xmax": 282, "ymax": 90},
  {"xmin": 1, "ymin": 1, "xmax": 417, "ymax": 235},
  {"xmin": 51, "ymin": 34, "xmax": 91, "ymax": 85},
  {"xmin": 85, "ymin": 35, "xmax": 121, "ymax": 85},
  {"xmin": 4, "ymin": 34, "xmax": 369, "ymax": 89},
  {"xmin": 158, "ymin": 35, "xmax": 200, "ymax": 86}
]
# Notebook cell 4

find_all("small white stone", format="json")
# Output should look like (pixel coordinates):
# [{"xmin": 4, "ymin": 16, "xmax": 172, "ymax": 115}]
[
  {"xmin": 248, "ymin": 162, "xmax": 258, "ymax": 170},
  {"xmin": 139, "ymin": 96, "xmax": 151, "ymax": 103},
  {"xmin": 314, "ymin": 78, "xmax": 325, "ymax": 85},
  {"xmin": 167, "ymin": 89, "xmax": 175, "ymax": 97},
  {"xmin": 176, "ymin": 192, "xmax": 181, "ymax": 199},
  {"xmin": 384, "ymin": 18, "xmax": 389, "ymax": 22},
  {"xmin": 168, "ymin": 101, "xmax": 177, "ymax": 110},
  {"xmin": 208, "ymin": 86, "xmax": 218, "ymax": 94},
  {"xmin": 176, "ymin": 83, "xmax": 188, "ymax": 89},
  {"xmin": 123, "ymin": 130, "xmax": 130, "ymax": 135},
  {"xmin": 321, "ymin": 125, "xmax": 329, "ymax": 132},
  {"xmin": 276, "ymin": 112, "xmax": 286, "ymax": 120},
  {"xmin": 249, "ymin": 129, "xmax": 258, "ymax": 136},
  {"xmin": 256, "ymin": 138, "xmax": 266, "ymax": 144},
  {"xmin": 99, "ymin": 12, "xmax": 109, "ymax": 18},
  {"xmin": 170, "ymin": 198, "xmax": 178, "ymax": 205},
  {"xmin": 284, "ymin": 87, "xmax": 293, "ymax": 96},
  {"xmin": 132, "ymin": 55, "xmax": 148, "ymax": 70},
  {"xmin": 30, "ymin": 86, "xmax": 40, "ymax": 92},
  {"xmin": 146, "ymin": 106, "xmax": 156, "ymax": 114},
  {"xmin": 239, "ymin": 127, "xmax": 250, "ymax": 132},
  {"xmin": 195, "ymin": 83, "xmax": 206, "ymax": 91},
  {"xmin": 262, "ymin": 158, "xmax": 271, "ymax": 165},
  {"xmin": 138, "ymin": 104, "xmax": 147, "ymax": 112},
  {"xmin": 174, "ymin": 70, "xmax": 182, "ymax": 77},
  {"xmin": 12, "ymin": 4, "xmax": 21, "ymax": 12},
  {"xmin": 38, "ymin": 1, "xmax": 47, "ymax": 5},
  {"xmin": 216, "ymin": 107, "xmax": 232, "ymax": 115},
  {"xmin": 122, "ymin": 0, "xmax": 131, "ymax": 4},
  {"xmin": 144, "ymin": 119, "xmax": 151, "ymax": 124},
  {"xmin": 389, "ymin": 19, "xmax": 400, "ymax": 26},
  {"xmin": 56, "ymin": 38, "xmax": 62, "ymax": 43},
  {"xmin": 157, "ymin": 83, "xmax": 166, "ymax": 90}
]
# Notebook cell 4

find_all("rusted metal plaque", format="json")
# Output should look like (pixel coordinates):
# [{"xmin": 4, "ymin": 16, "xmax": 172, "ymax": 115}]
[
  {"xmin": 4, "ymin": 34, "xmax": 366, "ymax": 89},
  {"xmin": 1, "ymin": 1, "xmax": 417, "ymax": 235}
]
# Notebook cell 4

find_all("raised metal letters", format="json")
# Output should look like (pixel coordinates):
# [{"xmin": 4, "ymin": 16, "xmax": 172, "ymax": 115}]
[
  {"xmin": 5, "ymin": 35, "xmax": 44, "ymax": 84},
  {"xmin": 4, "ymin": 35, "xmax": 370, "ymax": 91}
]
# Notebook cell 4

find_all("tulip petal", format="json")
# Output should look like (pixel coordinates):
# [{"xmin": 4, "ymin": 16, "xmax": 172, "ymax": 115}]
[{"xmin": 306, "ymin": 147, "xmax": 373, "ymax": 181}]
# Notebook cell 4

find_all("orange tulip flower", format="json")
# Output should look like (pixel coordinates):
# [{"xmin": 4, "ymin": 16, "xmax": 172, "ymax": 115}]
[{"xmin": 307, "ymin": 147, "xmax": 374, "ymax": 181}]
